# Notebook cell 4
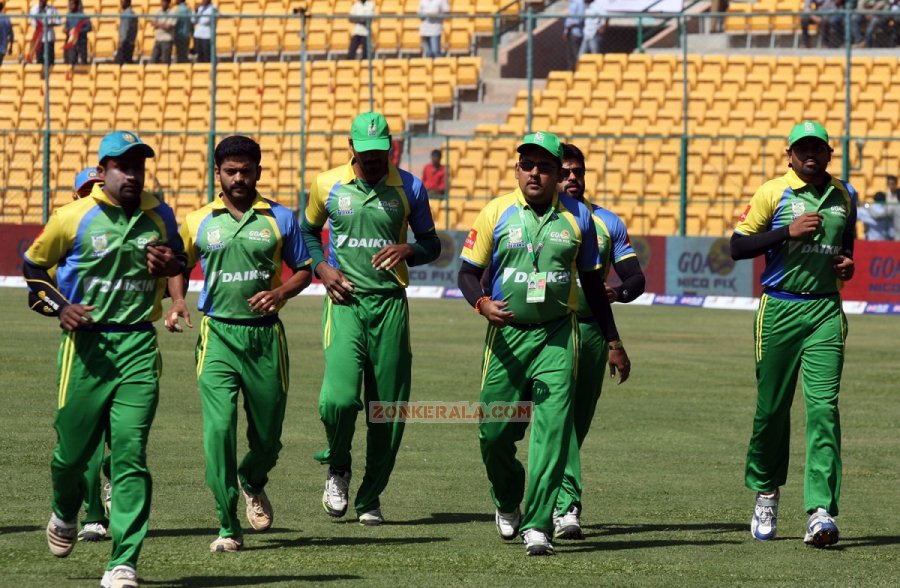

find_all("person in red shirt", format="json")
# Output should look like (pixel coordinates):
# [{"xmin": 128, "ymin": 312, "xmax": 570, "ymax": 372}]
[{"xmin": 421, "ymin": 149, "xmax": 446, "ymax": 197}]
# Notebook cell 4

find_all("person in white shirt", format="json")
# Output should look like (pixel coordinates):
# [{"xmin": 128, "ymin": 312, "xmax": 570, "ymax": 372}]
[
  {"xmin": 580, "ymin": 0, "xmax": 608, "ymax": 56},
  {"xmin": 29, "ymin": 0, "xmax": 62, "ymax": 66},
  {"xmin": 563, "ymin": 0, "xmax": 585, "ymax": 70},
  {"xmin": 418, "ymin": 0, "xmax": 448, "ymax": 58},
  {"xmin": 192, "ymin": 0, "xmax": 216, "ymax": 63},
  {"xmin": 347, "ymin": 0, "xmax": 374, "ymax": 59}
]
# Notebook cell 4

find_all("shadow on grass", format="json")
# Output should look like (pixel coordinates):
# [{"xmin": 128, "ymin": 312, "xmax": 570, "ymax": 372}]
[
  {"xmin": 256, "ymin": 535, "xmax": 450, "ymax": 549},
  {"xmin": 143, "ymin": 574, "xmax": 361, "ymax": 586},
  {"xmin": 385, "ymin": 512, "xmax": 495, "ymax": 526},
  {"xmin": 561, "ymin": 537, "xmax": 744, "ymax": 553},
  {"xmin": 0, "ymin": 525, "xmax": 42, "ymax": 534},
  {"xmin": 826, "ymin": 535, "xmax": 900, "ymax": 548},
  {"xmin": 583, "ymin": 522, "xmax": 748, "ymax": 536}
]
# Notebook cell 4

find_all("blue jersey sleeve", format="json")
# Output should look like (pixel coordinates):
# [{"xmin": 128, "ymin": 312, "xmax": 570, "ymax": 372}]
[
  {"xmin": 596, "ymin": 207, "xmax": 637, "ymax": 263},
  {"xmin": 576, "ymin": 204, "xmax": 601, "ymax": 271},
  {"xmin": 270, "ymin": 202, "xmax": 313, "ymax": 270},
  {"xmin": 402, "ymin": 170, "xmax": 436, "ymax": 234}
]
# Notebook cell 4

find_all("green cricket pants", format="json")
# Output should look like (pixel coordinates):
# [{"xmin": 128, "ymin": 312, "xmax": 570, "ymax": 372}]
[
  {"xmin": 745, "ymin": 293, "xmax": 847, "ymax": 515},
  {"xmin": 81, "ymin": 441, "xmax": 111, "ymax": 526},
  {"xmin": 479, "ymin": 314, "xmax": 577, "ymax": 534},
  {"xmin": 196, "ymin": 315, "xmax": 289, "ymax": 538},
  {"xmin": 52, "ymin": 326, "xmax": 160, "ymax": 570},
  {"xmin": 315, "ymin": 291, "xmax": 411, "ymax": 515},
  {"xmin": 557, "ymin": 320, "xmax": 609, "ymax": 515}
]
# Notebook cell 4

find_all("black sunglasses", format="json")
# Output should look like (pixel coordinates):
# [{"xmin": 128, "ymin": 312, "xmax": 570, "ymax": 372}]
[
  {"xmin": 518, "ymin": 159, "xmax": 558, "ymax": 174},
  {"xmin": 562, "ymin": 166, "xmax": 585, "ymax": 178}
]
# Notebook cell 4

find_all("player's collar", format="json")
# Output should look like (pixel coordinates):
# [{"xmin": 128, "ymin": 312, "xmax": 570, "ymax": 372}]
[
  {"xmin": 785, "ymin": 168, "xmax": 833, "ymax": 191},
  {"xmin": 515, "ymin": 188, "xmax": 559, "ymax": 213},
  {"xmin": 89, "ymin": 184, "xmax": 160, "ymax": 211},
  {"xmin": 209, "ymin": 191, "xmax": 270, "ymax": 210},
  {"xmin": 341, "ymin": 160, "xmax": 404, "ymax": 187}
]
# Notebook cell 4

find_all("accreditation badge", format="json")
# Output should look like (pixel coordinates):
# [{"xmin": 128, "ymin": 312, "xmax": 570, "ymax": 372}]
[{"xmin": 526, "ymin": 272, "xmax": 547, "ymax": 303}]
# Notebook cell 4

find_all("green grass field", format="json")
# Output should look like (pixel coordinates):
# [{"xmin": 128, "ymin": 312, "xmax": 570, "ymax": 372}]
[{"xmin": 2, "ymin": 288, "xmax": 900, "ymax": 587}]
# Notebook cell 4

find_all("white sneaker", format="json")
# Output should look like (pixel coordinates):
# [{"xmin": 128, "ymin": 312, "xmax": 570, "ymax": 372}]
[
  {"xmin": 803, "ymin": 508, "xmax": 839, "ymax": 548},
  {"xmin": 209, "ymin": 535, "xmax": 244, "ymax": 553},
  {"xmin": 358, "ymin": 508, "xmax": 384, "ymax": 526},
  {"xmin": 103, "ymin": 482, "xmax": 112, "ymax": 519},
  {"xmin": 78, "ymin": 522, "xmax": 108, "ymax": 542},
  {"xmin": 522, "ymin": 528, "xmax": 554, "ymax": 556},
  {"xmin": 46, "ymin": 513, "xmax": 77, "ymax": 557},
  {"xmin": 495, "ymin": 507, "xmax": 520, "ymax": 540},
  {"xmin": 750, "ymin": 490, "xmax": 779, "ymax": 540},
  {"xmin": 322, "ymin": 467, "xmax": 351, "ymax": 517},
  {"xmin": 241, "ymin": 486, "xmax": 273, "ymax": 531},
  {"xmin": 553, "ymin": 505, "xmax": 584, "ymax": 540},
  {"xmin": 100, "ymin": 565, "xmax": 138, "ymax": 588}
]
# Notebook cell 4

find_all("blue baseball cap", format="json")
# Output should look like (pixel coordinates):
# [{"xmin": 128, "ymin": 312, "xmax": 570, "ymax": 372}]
[
  {"xmin": 73, "ymin": 167, "xmax": 102, "ymax": 193},
  {"xmin": 98, "ymin": 131, "xmax": 155, "ymax": 163}
]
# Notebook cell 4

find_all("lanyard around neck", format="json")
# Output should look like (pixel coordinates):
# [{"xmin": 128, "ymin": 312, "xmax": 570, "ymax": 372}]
[{"xmin": 517, "ymin": 203, "xmax": 552, "ymax": 273}]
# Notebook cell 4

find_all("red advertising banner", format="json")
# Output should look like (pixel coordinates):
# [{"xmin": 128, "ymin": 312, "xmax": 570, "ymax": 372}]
[
  {"xmin": 606, "ymin": 235, "xmax": 666, "ymax": 295},
  {"xmin": 837, "ymin": 240, "xmax": 900, "ymax": 303},
  {"xmin": 0, "ymin": 224, "xmax": 43, "ymax": 276}
]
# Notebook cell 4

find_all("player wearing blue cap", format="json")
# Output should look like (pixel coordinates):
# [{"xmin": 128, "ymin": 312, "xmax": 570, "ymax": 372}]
[{"xmin": 24, "ymin": 131, "xmax": 186, "ymax": 588}]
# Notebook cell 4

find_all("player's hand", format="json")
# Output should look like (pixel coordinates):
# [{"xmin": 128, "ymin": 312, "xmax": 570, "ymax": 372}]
[
  {"xmin": 164, "ymin": 298, "xmax": 193, "ymax": 333},
  {"xmin": 788, "ymin": 212, "xmax": 822, "ymax": 238},
  {"xmin": 59, "ymin": 304, "xmax": 95, "ymax": 332},
  {"xmin": 605, "ymin": 284, "xmax": 618, "ymax": 303},
  {"xmin": 317, "ymin": 263, "xmax": 355, "ymax": 305},
  {"xmin": 372, "ymin": 244, "xmax": 414, "ymax": 271},
  {"xmin": 247, "ymin": 289, "xmax": 285, "ymax": 315},
  {"xmin": 146, "ymin": 243, "xmax": 183, "ymax": 277},
  {"xmin": 481, "ymin": 299, "xmax": 515, "ymax": 328},
  {"xmin": 608, "ymin": 344, "xmax": 631, "ymax": 385},
  {"xmin": 833, "ymin": 255, "xmax": 855, "ymax": 281}
]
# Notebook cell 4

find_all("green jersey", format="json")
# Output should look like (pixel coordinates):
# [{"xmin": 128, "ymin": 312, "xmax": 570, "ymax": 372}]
[
  {"xmin": 24, "ymin": 184, "xmax": 182, "ymax": 324},
  {"xmin": 181, "ymin": 193, "xmax": 312, "ymax": 320},
  {"xmin": 459, "ymin": 189, "xmax": 601, "ymax": 326},
  {"xmin": 735, "ymin": 169, "xmax": 858, "ymax": 296},
  {"xmin": 304, "ymin": 162, "xmax": 436, "ymax": 294}
]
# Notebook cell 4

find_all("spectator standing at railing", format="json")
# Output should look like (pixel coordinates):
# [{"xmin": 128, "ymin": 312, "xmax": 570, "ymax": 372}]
[
  {"xmin": 28, "ymin": 0, "xmax": 62, "ymax": 66},
  {"xmin": 421, "ymin": 149, "xmax": 446, "ymax": 198},
  {"xmin": 0, "ymin": 2, "xmax": 14, "ymax": 66},
  {"xmin": 861, "ymin": 0, "xmax": 900, "ymax": 47},
  {"xmin": 580, "ymin": 0, "xmax": 608, "ymax": 56},
  {"xmin": 858, "ymin": 192, "xmax": 896, "ymax": 240},
  {"xmin": 64, "ymin": 0, "xmax": 91, "ymax": 65},
  {"xmin": 710, "ymin": 0, "xmax": 729, "ymax": 33},
  {"xmin": 172, "ymin": 0, "xmax": 191, "ymax": 62},
  {"xmin": 562, "ymin": 0, "xmax": 584, "ymax": 70},
  {"xmin": 192, "ymin": 0, "xmax": 215, "ymax": 63},
  {"xmin": 418, "ymin": 0, "xmax": 448, "ymax": 58},
  {"xmin": 115, "ymin": 0, "xmax": 137, "ymax": 64},
  {"xmin": 150, "ymin": 0, "xmax": 176, "ymax": 64},
  {"xmin": 347, "ymin": 0, "xmax": 374, "ymax": 59}
]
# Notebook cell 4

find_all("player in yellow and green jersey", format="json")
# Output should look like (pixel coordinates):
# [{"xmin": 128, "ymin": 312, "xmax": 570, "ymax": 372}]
[
  {"xmin": 300, "ymin": 111, "xmax": 440, "ymax": 526},
  {"xmin": 457, "ymin": 131, "xmax": 631, "ymax": 556},
  {"xmin": 553, "ymin": 143, "xmax": 645, "ymax": 540},
  {"xmin": 167, "ymin": 136, "xmax": 313, "ymax": 553},
  {"xmin": 24, "ymin": 131, "xmax": 186, "ymax": 588},
  {"xmin": 731, "ymin": 121, "xmax": 856, "ymax": 549}
]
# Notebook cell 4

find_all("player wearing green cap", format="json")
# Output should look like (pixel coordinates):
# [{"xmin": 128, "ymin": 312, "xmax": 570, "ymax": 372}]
[
  {"xmin": 457, "ymin": 131, "xmax": 631, "ymax": 556},
  {"xmin": 731, "ymin": 120, "xmax": 856, "ymax": 549},
  {"xmin": 167, "ymin": 136, "xmax": 313, "ymax": 553},
  {"xmin": 24, "ymin": 131, "xmax": 186, "ymax": 588},
  {"xmin": 300, "ymin": 111, "xmax": 440, "ymax": 525}
]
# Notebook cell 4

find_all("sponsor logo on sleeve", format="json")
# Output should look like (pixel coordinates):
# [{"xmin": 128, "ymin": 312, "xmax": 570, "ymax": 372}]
[
  {"xmin": 739, "ymin": 205, "xmax": 751, "ymax": 222},
  {"xmin": 464, "ymin": 229, "xmax": 477, "ymax": 249}
]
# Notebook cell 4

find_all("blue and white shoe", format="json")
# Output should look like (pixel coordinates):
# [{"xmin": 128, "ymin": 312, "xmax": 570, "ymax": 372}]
[
  {"xmin": 803, "ymin": 508, "xmax": 839, "ymax": 548},
  {"xmin": 750, "ymin": 490, "xmax": 779, "ymax": 540}
]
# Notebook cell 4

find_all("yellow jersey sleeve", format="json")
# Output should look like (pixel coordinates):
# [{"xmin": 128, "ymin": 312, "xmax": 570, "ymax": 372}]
[
  {"xmin": 180, "ymin": 212, "xmax": 201, "ymax": 269},
  {"xmin": 459, "ymin": 201, "xmax": 496, "ymax": 268},
  {"xmin": 734, "ymin": 185, "xmax": 776, "ymax": 236},
  {"xmin": 24, "ymin": 210, "xmax": 75, "ymax": 268},
  {"xmin": 305, "ymin": 173, "xmax": 330, "ymax": 228}
]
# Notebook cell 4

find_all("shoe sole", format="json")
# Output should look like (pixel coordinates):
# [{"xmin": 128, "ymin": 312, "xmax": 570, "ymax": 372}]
[
  {"xmin": 526, "ymin": 545, "xmax": 555, "ymax": 556},
  {"xmin": 496, "ymin": 526, "xmax": 518, "ymax": 540},
  {"xmin": 79, "ymin": 533, "xmax": 106, "ymax": 542},
  {"xmin": 322, "ymin": 498, "xmax": 348, "ymax": 518},
  {"xmin": 805, "ymin": 528, "xmax": 839, "ymax": 548},
  {"xmin": 359, "ymin": 519, "xmax": 384, "ymax": 526},
  {"xmin": 210, "ymin": 542, "xmax": 244, "ymax": 553},
  {"xmin": 554, "ymin": 526, "xmax": 584, "ymax": 540}
]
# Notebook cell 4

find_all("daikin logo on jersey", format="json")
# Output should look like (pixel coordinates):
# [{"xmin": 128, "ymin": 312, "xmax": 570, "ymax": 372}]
[
  {"xmin": 333, "ymin": 235, "xmax": 396, "ymax": 249},
  {"xmin": 502, "ymin": 268, "xmax": 570, "ymax": 284},
  {"xmin": 207, "ymin": 269, "xmax": 272, "ymax": 286}
]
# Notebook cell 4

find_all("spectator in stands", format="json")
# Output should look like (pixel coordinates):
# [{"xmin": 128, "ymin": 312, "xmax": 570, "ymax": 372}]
[
  {"xmin": 710, "ymin": 0, "xmax": 730, "ymax": 33},
  {"xmin": 0, "ymin": 2, "xmax": 14, "ymax": 66},
  {"xmin": 418, "ymin": 0, "xmax": 448, "ymax": 58},
  {"xmin": 886, "ymin": 174, "xmax": 900, "ymax": 202},
  {"xmin": 192, "ymin": 0, "xmax": 216, "ymax": 63},
  {"xmin": 390, "ymin": 137, "xmax": 403, "ymax": 167},
  {"xmin": 858, "ymin": 192, "xmax": 896, "ymax": 240},
  {"xmin": 28, "ymin": 0, "xmax": 62, "ymax": 67},
  {"xmin": 861, "ymin": 0, "xmax": 900, "ymax": 47},
  {"xmin": 562, "ymin": 0, "xmax": 584, "ymax": 70},
  {"xmin": 422, "ymin": 149, "xmax": 446, "ymax": 198},
  {"xmin": 801, "ymin": 0, "xmax": 840, "ymax": 48},
  {"xmin": 64, "ymin": 0, "xmax": 91, "ymax": 65},
  {"xmin": 172, "ymin": 0, "xmax": 191, "ymax": 62},
  {"xmin": 580, "ymin": 0, "xmax": 609, "ymax": 56},
  {"xmin": 347, "ymin": 0, "xmax": 374, "ymax": 60},
  {"xmin": 150, "ymin": 0, "xmax": 176, "ymax": 64},
  {"xmin": 115, "ymin": 0, "xmax": 137, "ymax": 64}
]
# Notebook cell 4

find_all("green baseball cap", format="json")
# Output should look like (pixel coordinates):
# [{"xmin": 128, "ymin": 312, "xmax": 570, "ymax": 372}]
[
  {"xmin": 517, "ymin": 131, "xmax": 563, "ymax": 163},
  {"xmin": 350, "ymin": 111, "xmax": 391, "ymax": 152},
  {"xmin": 788, "ymin": 120, "xmax": 829, "ymax": 147}
]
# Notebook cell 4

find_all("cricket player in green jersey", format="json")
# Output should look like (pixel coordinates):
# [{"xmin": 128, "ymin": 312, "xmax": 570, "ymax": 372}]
[
  {"xmin": 167, "ymin": 136, "xmax": 313, "ymax": 553},
  {"xmin": 300, "ymin": 111, "xmax": 440, "ymax": 526},
  {"xmin": 732, "ymin": 121, "xmax": 856, "ymax": 549},
  {"xmin": 553, "ymin": 143, "xmax": 645, "ymax": 540},
  {"xmin": 24, "ymin": 131, "xmax": 186, "ymax": 588},
  {"xmin": 457, "ymin": 131, "xmax": 631, "ymax": 556}
]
